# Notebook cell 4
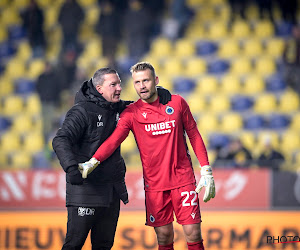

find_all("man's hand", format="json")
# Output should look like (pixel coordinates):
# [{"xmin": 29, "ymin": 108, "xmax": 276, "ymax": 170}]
[
  {"xmin": 67, "ymin": 166, "xmax": 83, "ymax": 185},
  {"xmin": 195, "ymin": 165, "xmax": 216, "ymax": 202},
  {"xmin": 78, "ymin": 157, "xmax": 100, "ymax": 178}
]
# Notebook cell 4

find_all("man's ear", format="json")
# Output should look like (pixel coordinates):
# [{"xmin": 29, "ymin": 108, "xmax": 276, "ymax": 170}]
[
  {"xmin": 155, "ymin": 76, "xmax": 159, "ymax": 86},
  {"xmin": 96, "ymin": 84, "xmax": 102, "ymax": 94}
]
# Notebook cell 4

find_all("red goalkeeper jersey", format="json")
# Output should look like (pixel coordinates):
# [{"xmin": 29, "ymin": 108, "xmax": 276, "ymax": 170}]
[{"xmin": 93, "ymin": 95, "xmax": 209, "ymax": 191}]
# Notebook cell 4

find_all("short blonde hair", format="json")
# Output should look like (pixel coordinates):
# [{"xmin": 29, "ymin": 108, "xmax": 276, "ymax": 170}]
[{"xmin": 130, "ymin": 62, "xmax": 156, "ymax": 77}]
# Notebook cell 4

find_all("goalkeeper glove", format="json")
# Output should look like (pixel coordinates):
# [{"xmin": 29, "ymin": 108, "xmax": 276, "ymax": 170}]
[
  {"xmin": 78, "ymin": 157, "xmax": 100, "ymax": 178},
  {"xmin": 195, "ymin": 165, "xmax": 216, "ymax": 202}
]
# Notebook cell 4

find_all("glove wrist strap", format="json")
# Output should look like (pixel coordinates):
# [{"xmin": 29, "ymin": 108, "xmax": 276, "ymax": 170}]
[{"xmin": 201, "ymin": 165, "xmax": 212, "ymax": 176}]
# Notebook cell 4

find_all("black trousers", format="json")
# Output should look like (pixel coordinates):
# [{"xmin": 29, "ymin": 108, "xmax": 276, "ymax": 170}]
[{"xmin": 62, "ymin": 198, "xmax": 120, "ymax": 250}]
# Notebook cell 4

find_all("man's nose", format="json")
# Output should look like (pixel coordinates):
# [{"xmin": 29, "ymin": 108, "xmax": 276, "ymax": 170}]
[{"xmin": 116, "ymin": 84, "xmax": 122, "ymax": 91}]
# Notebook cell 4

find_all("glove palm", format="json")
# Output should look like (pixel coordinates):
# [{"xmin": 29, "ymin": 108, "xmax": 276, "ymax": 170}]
[
  {"xmin": 78, "ymin": 157, "xmax": 100, "ymax": 178},
  {"xmin": 195, "ymin": 165, "xmax": 216, "ymax": 202}
]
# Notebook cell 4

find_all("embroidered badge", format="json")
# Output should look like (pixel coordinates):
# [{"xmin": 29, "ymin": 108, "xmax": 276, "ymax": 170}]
[{"xmin": 165, "ymin": 106, "xmax": 174, "ymax": 115}]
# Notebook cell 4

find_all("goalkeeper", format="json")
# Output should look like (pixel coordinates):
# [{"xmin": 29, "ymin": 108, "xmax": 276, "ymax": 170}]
[{"xmin": 80, "ymin": 62, "xmax": 215, "ymax": 250}]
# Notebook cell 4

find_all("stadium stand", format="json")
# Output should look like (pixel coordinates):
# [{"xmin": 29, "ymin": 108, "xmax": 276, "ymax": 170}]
[{"xmin": 0, "ymin": 0, "xmax": 299, "ymax": 172}]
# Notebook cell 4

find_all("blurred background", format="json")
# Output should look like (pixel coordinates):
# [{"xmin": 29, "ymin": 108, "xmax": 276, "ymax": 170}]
[{"xmin": 0, "ymin": 0, "xmax": 300, "ymax": 249}]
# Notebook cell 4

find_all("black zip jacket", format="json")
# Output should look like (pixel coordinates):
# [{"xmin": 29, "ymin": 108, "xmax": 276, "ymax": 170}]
[{"xmin": 52, "ymin": 79, "xmax": 130, "ymax": 207}]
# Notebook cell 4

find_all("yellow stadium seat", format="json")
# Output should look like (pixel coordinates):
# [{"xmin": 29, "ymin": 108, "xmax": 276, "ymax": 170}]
[
  {"xmin": 245, "ymin": 3, "xmax": 259, "ymax": 20},
  {"xmin": 12, "ymin": 114, "xmax": 34, "ymax": 134},
  {"xmin": 162, "ymin": 58, "xmax": 184, "ymax": 77},
  {"xmin": 278, "ymin": 91, "xmax": 300, "ymax": 112},
  {"xmin": 0, "ymin": 152, "xmax": 8, "ymax": 167},
  {"xmin": 187, "ymin": 0, "xmax": 204, "ymax": 8},
  {"xmin": 185, "ymin": 57, "xmax": 206, "ymax": 77},
  {"xmin": 0, "ymin": 77, "xmax": 14, "ymax": 97},
  {"xmin": 209, "ymin": 95, "xmax": 230, "ymax": 113},
  {"xmin": 257, "ymin": 131, "xmax": 280, "ymax": 150},
  {"xmin": 0, "ymin": 0, "xmax": 9, "ymax": 8},
  {"xmin": 174, "ymin": 39, "xmax": 195, "ymax": 58},
  {"xmin": 280, "ymin": 131, "xmax": 300, "ymax": 154},
  {"xmin": 196, "ymin": 75, "xmax": 218, "ymax": 95},
  {"xmin": 290, "ymin": 113, "xmax": 300, "ymax": 131},
  {"xmin": 220, "ymin": 74, "xmax": 241, "ymax": 95},
  {"xmin": 5, "ymin": 59, "xmax": 26, "ymax": 80},
  {"xmin": 0, "ymin": 132, "xmax": 22, "ymax": 153},
  {"xmin": 187, "ymin": 94, "xmax": 206, "ymax": 114},
  {"xmin": 255, "ymin": 57, "xmax": 276, "ymax": 76},
  {"xmin": 230, "ymin": 57, "xmax": 252, "ymax": 75},
  {"xmin": 197, "ymin": 113, "xmax": 219, "ymax": 133},
  {"xmin": 121, "ymin": 132, "xmax": 136, "ymax": 155},
  {"xmin": 12, "ymin": 0, "xmax": 30, "ymax": 10},
  {"xmin": 25, "ymin": 94, "xmax": 42, "ymax": 115},
  {"xmin": 84, "ymin": 6, "xmax": 100, "ymax": 26},
  {"xmin": 150, "ymin": 37, "xmax": 173, "ymax": 58},
  {"xmin": 254, "ymin": 20, "xmax": 274, "ymax": 38},
  {"xmin": 11, "ymin": 151, "xmax": 32, "ymax": 169},
  {"xmin": 185, "ymin": 23, "xmax": 205, "ymax": 40},
  {"xmin": 15, "ymin": 41, "xmax": 32, "ymax": 61},
  {"xmin": 27, "ymin": 59, "xmax": 45, "ymax": 79},
  {"xmin": 36, "ymin": 0, "xmax": 52, "ymax": 8},
  {"xmin": 243, "ymin": 75, "xmax": 265, "ymax": 94},
  {"xmin": 265, "ymin": 38, "xmax": 285, "ymax": 58},
  {"xmin": 157, "ymin": 75, "xmax": 173, "ymax": 92},
  {"xmin": 0, "ymin": 7, "xmax": 21, "ymax": 27},
  {"xmin": 231, "ymin": 20, "xmax": 251, "ymax": 39},
  {"xmin": 142, "ymin": 56, "xmax": 161, "ymax": 72},
  {"xmin": 78, "ymin": 0, "xmax": 97, "ymax": 8},
  {"xmin": 218, "ymin": 39, "xmax": 240, "ymax": 58},
  {"xmin": 0, "ymin": 28, "xmax": 8, "ymax": 43},
  {"xmin": 23, "ymin": 132, "xmax": 44, "ymax": 153},
  {"xmin": 243, "ymin": 39, "xmax": 263, "ymax": 57},
  {"xmin": 2, "ymin": 95, "xmax": 24, "ymax": 116},
  {"xmin": 220, "ymin": 112, "xmax": 243, "ymax": 132},
  {"xmin": 239, "ymin": 131, "xmax": 256, "ymax": 149},
  {"xmin": 254, "ymin": 93, "xmax": 277, "ymax": 113},
  {"xmin": 44, "ymin": 6, "xmax": 60, "ymax": 29},
  {"xmin": 84, "ymin": 39, "xmax": 102, "ymax": 58},
  {"xmin": 208, "ymin": 21, "xmax": 228, "ymax": 39}
]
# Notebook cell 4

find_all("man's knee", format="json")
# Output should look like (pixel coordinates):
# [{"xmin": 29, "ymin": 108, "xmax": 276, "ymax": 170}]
[
  {"xmin": 183, "ymin": 223, "xmax": 202, "ymax": 242},
  {"xmin": 155, "ymin": 224, "xmax": 174, "ymax": 245}
]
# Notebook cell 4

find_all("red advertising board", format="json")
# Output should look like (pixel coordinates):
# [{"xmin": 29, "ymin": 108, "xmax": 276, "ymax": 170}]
[{"xmin": 0, "ymin": 169, "xmax": 270, "ymax": 210}]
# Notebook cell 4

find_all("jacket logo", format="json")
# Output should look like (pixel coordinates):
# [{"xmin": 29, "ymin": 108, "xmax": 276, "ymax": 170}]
[
  {"xmin": 97, "ymin": 115, "xmax": 103, "ymax": 127},
  {"xmin": 142, "ymin": 112, "xmax": 147, "ymax": 119},
  {"xmin": 78, "ymin": 207, "xmax": 95, "ymax": 216},
  {"xmin": 116, "ymin": 113, "xmax": 120, "ymax": 123}
]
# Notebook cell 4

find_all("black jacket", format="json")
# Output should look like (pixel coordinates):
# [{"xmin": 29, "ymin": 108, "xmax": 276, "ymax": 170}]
[{"xmin": 52, "ymin": 79, "xmax": 130, "ymax": 207}]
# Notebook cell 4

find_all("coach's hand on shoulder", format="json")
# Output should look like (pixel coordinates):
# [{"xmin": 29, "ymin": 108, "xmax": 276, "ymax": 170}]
[
  {"xmin": 195, "ymin": 165, "xmax": 216, "ymax": 202},
  {"xmin": 78, "ymin": 157, "xmax": 100, "ymax": 178},
  {"xmin": 67, "ymin": 166, "xmax": 83, "ymax": 185}
]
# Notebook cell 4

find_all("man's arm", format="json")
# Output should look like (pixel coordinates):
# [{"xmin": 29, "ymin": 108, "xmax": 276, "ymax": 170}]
[
  {"xmin": 52, "ymin": 105, "xmax": 88, "ymax": 184},
  {"xmin": 79, "ymin": 109, "xmax": 133, "ymax": 178},
  {"xmin": 180, "ymin": 97, "xmax": 216, "ymax": 202}
]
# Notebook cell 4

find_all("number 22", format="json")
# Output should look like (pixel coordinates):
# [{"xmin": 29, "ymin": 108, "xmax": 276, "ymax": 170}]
[{"xmin": 181, "ymin": 191, "xmax": 197, "ymax": 207}]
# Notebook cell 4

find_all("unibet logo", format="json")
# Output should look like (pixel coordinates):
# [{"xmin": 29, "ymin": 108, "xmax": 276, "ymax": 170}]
[{"xmin": 144, "ymin": 120, "xmax": 175, "ymax": 135}]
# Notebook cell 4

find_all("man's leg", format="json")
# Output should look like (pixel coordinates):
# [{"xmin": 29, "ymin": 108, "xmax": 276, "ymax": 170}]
[
  {"xmin": 154, "ymin": 223, "xmax": 174, "ymax": 248},
  {"xmin": 90, "ymin": 196, "xmax": 120, "ymax": 250},
  {"xmin": 62, "ymin": 206, "xmax": 92, "ymax": 250},
  {"xmin": 182, "ymin": 223, "xmax": 204, "ymax": 250}
]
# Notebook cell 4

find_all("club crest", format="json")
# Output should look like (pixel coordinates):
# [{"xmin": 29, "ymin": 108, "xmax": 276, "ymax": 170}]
[{"xmin": 165, "ymin": 106, "xmax": 174, "ymax": 115}]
